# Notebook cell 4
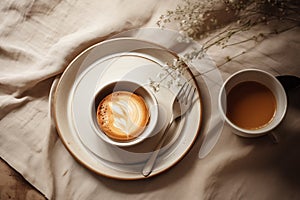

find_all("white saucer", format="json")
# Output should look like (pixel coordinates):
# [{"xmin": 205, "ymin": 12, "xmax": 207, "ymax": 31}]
[{"xmin": 53, "ymin": 38, "xmax": 202, "ymax": 179}]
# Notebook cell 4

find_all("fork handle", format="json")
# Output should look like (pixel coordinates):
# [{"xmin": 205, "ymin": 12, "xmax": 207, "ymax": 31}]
[{"xmin": 142, "ymin": 120, "xmax": 174, "ymax": 177}]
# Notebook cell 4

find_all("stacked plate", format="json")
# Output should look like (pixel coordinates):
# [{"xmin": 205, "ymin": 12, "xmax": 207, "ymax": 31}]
[{"xmin": 52, "ymin": 29, "xmax": 203, "ymax": 179}]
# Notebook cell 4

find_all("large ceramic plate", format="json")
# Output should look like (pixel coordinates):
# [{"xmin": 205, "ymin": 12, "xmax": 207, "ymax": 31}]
[{"xmin": 53, "ymin": 38, "xmax": 202, "ymax": 179}]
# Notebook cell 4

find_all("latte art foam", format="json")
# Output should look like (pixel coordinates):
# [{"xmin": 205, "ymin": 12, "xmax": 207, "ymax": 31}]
[{"xmin": 97, "ymin": 91, "xmax": 149, "ymax": 141}]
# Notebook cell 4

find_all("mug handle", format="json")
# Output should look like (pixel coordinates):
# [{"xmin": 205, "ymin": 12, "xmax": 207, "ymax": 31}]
[{"xmin": 270, "ymin": 75, "xmax": 300, "ymax": 144}]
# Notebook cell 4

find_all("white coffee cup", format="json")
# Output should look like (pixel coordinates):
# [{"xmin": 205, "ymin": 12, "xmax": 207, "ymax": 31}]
[
  {"xmin": 219, "ymin": 69, "xmax": 287, "ymax": 137},
  {"xmin": 90, "ymin": 80, "xmax": 159, "ymax": 146}
]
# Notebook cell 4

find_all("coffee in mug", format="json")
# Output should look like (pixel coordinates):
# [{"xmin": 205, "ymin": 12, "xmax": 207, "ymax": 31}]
[{"xmin": 226, "ymin": 81, "xmax": 276, "ymax": 130}]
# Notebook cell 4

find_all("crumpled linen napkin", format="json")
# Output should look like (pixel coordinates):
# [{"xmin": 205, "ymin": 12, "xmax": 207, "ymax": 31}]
[
  {"xmin": 1, "ymin": 0, "xmax": 300, "ymax": 199},
  {"xmin": 0, "ymin": 0, "xmax": 168, "ymax": 198}
]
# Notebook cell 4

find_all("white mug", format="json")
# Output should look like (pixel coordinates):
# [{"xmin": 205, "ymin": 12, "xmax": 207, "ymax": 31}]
[
  {"xmin": 90, "ymin": 80, "xmax": 159, "ymax": 146},
  {"xmin": 219, "ymin": 69, "xmax": 287, "ymax": 137}
]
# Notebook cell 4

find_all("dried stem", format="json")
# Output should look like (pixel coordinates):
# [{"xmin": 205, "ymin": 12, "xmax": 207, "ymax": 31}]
[{"xmin": 152, "ymin": 0, "xmax": 300, "ymax": 91}]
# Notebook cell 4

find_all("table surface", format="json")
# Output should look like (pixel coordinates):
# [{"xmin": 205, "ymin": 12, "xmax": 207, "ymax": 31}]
[{"xmin": 0, "ymin": 158, "xmax": 45, "ymax": 200}]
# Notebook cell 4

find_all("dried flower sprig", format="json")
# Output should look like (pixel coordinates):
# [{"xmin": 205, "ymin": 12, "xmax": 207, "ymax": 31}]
[
  {"xmin": 157, "ymin": 0, "xmax": 300, "ymax": 59},
  {"xmin": 149, "ymin": 58, "xmax": 189, "ymax": 92},
  {"xmin": 151, "ymin": 0, "xmax": 299, "ymax": 92}
]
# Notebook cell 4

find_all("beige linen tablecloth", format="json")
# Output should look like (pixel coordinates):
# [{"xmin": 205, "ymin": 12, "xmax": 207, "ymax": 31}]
[{"xmin": 1, "ymin": 0, "xmax": 300, "ymax": 199}]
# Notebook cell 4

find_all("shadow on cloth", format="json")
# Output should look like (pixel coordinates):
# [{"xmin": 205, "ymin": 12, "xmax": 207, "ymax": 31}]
[{"xmin": 202, "ymin": 86, "xmax": 300, "ymax": 199}]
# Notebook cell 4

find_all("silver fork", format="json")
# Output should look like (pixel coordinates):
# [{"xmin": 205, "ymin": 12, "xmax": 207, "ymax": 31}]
[{"xmin": 142, "ymin": 81, "xmax": 196, "ymax": 177}]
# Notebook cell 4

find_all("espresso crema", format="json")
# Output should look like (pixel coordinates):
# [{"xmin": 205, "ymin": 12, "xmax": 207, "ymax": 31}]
[{"xmin": 97, "ymin": 91, "xmax": 149, "ymax": 141}]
